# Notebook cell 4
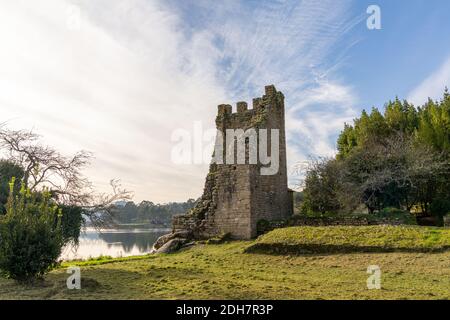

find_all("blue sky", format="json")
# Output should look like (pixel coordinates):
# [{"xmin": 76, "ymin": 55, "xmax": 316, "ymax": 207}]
[
  {"xmin": 0, "ymin": 0, "xmax": 449, "ymax": 202},
  {"xmin": 169, "ymin": 0, "xmax": 450, "ymax": 106},
  {"xmin": 345, "ymin": 0, "xmax": 450, "ymax": 108}
]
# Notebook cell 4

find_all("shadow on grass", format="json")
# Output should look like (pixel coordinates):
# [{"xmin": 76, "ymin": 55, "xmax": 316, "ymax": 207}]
[{"xmin": 244, "ymin": 243, "xmax": 450, "ymax": 255}]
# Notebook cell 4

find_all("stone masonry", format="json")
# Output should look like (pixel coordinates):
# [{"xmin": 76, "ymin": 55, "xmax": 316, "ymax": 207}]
[{"xmin": 170, "ymin": 85, "xmax": 293, "ymax": 240}]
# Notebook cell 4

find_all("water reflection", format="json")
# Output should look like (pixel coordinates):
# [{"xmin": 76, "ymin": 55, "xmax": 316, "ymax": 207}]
[{"xmin": 61, "ymin": 227, "xmax": 170, "ymax": 261}]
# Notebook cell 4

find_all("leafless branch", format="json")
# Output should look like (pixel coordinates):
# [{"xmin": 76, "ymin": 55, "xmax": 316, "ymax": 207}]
[{"xmin": 0, "ymin": 127, "xmax": 133, "ymax": 228}]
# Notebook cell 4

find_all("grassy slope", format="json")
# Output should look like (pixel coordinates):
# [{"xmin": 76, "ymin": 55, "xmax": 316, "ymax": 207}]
[
  {"xmin": 0, "ymin": 226, "xmax": 449, "ymax": 300},
  {"xmin": 246, "ymin": 226, "xmax": 450, "ymax": 254}
]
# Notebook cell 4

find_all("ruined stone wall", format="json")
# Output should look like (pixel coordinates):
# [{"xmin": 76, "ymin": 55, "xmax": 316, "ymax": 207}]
[
  {"xmin": 172, "ymin": 85, "xmax": 293, "ymax": 239},
  {"xmin": 249, "ymin": 86, "xmax": 292, "ymax": 237},
  {"xmin": 212, "ymin": 165, "xmax": 253, "ymax": 238}
]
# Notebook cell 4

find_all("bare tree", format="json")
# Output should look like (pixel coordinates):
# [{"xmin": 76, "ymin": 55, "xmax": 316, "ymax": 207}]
[
  {"xmin": 0, "ymin": 126, "xmax": 132, "ymax": 226},
  {"xmin": 341, "ymin": 132, "xmax": 449, "ymax": 214}
]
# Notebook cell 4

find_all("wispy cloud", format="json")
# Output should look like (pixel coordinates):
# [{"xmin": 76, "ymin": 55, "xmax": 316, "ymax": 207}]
[
  {"xmin": 0, "ymin": 0, "xmax": 226, "ymax": 202},
  {"xmin": 0, "ymin": 0, "xmax": 360, "ymax": 201},
  {"xmin": 168, "ymin": 0, "xmax": 361, "ymax": 186},
  {"xmin": 171, "ymin": 0, "xmax": 361, "ymax": 97},
  {"xmin": 408, "ymin": 56, "xmax": 450, "ymax": 105}
]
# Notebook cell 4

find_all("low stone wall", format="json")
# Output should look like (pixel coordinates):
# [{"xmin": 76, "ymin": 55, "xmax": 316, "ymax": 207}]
[
  {"xmin": 172, "ymin": 214, "xmax": 220, "ymax": 239},
  {"xmin": 416, "ymin": 215, "xmax": 445, "ymax": 227},
  {"xmin": 290, "ymin": 216, "xmax": 371, "ymax": 226},
  {"xmin": 172, "ymin": 215, "xmax": 197, "ymax": 232}
]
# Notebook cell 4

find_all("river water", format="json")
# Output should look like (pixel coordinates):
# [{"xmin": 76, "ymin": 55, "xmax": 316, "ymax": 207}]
[{"xmin": 60, "ymin": 227, "xmax": 170, "ymax": 261}]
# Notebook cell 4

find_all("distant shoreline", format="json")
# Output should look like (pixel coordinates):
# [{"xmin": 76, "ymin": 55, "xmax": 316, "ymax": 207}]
[{"xmin": 82, "ymin": 226, "xmax": 171, "ymax": 233}]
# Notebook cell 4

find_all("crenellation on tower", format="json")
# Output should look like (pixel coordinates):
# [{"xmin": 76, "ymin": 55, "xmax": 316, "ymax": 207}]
[
  {"xmin": 217, "ymin": 104, "xmax": 232, "ymax": 115},
  {"xmin": 264, "ymin": 84, "xmax": 276, "ymax": 96},
  {"xmin": 252, "ymin": 97, "xmax": 262, "ymax": 110},
  {"xmin": 236, "ymin": 101, "xmax": 248, "ymax": 113}
]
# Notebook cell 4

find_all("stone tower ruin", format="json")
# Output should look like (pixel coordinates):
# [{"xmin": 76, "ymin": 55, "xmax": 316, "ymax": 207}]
[{"xmin": 173, "ymin": 85, "xmax": 293, "ymax": 239}]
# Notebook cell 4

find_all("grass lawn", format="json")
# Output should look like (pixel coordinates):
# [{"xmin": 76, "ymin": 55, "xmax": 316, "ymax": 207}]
[
  {"xmin": 0, "ymin": 226, "xmax": 449, "ymax": 300},
  {"xmin": 246, "ymin": 225, "xmax": 450, "ymax": 254}
]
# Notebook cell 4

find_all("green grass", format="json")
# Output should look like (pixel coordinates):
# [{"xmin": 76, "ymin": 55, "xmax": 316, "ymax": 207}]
[
  {"xmin": 246, "ymin": 226, "xmax": 450, "ymax": 254},
  {"xmin": 0, "ymin": 226, "xmax": 449, "ymax": 300},
  {"xmin": 59, "ymin": 255, "xmax": 151, "ymax": 268}
]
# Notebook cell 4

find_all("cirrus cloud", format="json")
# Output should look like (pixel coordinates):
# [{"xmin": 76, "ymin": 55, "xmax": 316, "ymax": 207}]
[{"xmin": 0, "ymin": 0, "xmax": 360, "ymax": 201}]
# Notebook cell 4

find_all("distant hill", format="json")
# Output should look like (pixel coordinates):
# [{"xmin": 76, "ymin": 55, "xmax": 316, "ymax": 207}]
[{"xmin": 110, "ymin": 199, "xmax": 196, "ymax": 227}]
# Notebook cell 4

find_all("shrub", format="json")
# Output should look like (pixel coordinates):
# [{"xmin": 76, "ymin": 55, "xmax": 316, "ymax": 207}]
[
  {"xmin": 0, "ymin": 179, "xmax": 63, "ymax": 281},
  {"xmin": 256, "ymin": 219, "xmax": 271, "ymax": 234},
  {"xmin": 0, "ymin": 160, "xmax": 24, "ymax": 214},
  {"xmin": 430, "ymin": 196, "xmax": 450, "ymax": 218},
  {"xmin": 60, "ymin": 205, "xmax": 84, "ymax": 245}
]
